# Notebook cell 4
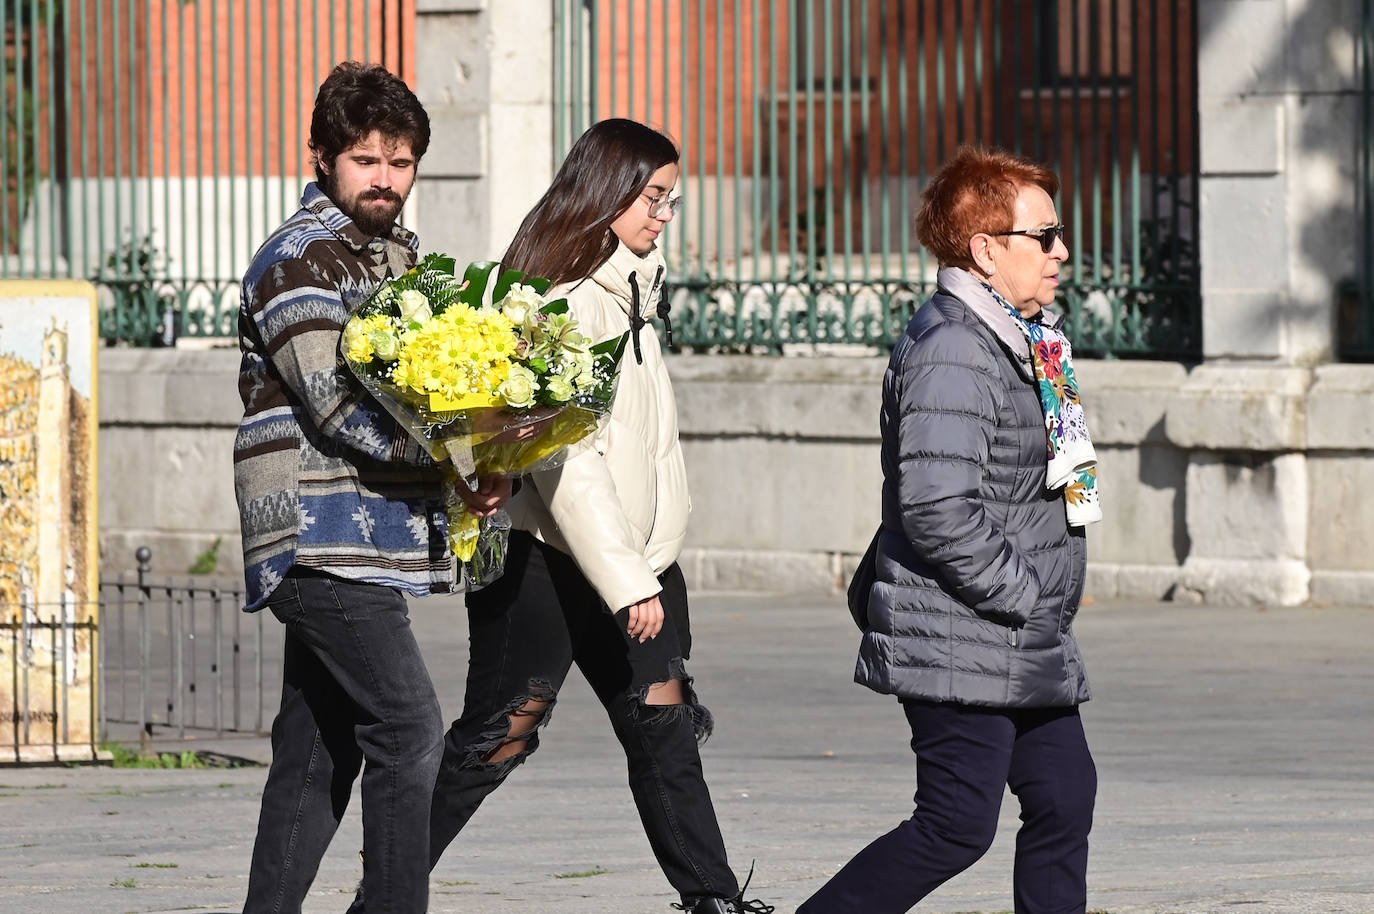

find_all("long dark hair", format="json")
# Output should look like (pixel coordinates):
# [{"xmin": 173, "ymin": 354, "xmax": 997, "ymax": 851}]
[{"xmin": 502, "ymin": 118, "xmax": 679, "ymax": 285}]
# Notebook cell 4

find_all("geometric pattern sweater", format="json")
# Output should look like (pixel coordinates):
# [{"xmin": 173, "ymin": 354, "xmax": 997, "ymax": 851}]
[{"xmin": 234, "ymin": 183, "xmax": 457, "ymax": 611}]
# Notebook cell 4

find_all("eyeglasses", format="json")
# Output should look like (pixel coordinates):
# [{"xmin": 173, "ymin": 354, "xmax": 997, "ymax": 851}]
[
  {"xmin": 641, "ymin": 190, "xmax": 683, "ymax": 219},
  {"xmin": 991, "ymin": 222, "xmax": 1067, "ymax": 253}
]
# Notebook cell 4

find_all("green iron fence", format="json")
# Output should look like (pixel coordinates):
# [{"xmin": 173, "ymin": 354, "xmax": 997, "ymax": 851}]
[
  {"xmin": 1348, "ymin": 0, "xmax": 1374, "ymax": 361},
  {"xmin": 554, "ymin": 0, "xmax": 1200, "ymax": 357},
  {"xmin": 0, "ymin": 0, "xmax": 413, "ymax": 344}
]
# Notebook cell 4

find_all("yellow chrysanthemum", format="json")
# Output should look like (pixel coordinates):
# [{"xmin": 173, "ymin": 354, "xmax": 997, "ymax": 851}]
[
  {"xmin": 344, "ymin": 326, "xmax": 374, "ymax": 363},
  {"xmin": 376, "ymin": 297, "xmax": 530, "ymax": 406},
  {"xmin": 390, "ymin": 358, "xmax": 422, "ymax": 390}
]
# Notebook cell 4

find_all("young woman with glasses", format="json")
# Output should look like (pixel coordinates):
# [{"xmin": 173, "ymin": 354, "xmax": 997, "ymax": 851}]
[{"xmin": 424, "ymin": 118, "xmax": 772, "ymax": 914}]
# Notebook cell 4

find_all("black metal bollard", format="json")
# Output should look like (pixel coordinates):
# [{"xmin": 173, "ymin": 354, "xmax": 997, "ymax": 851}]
[{"xmin": 135, "ymin": 546, "xmax": 152, "ymax": 756}]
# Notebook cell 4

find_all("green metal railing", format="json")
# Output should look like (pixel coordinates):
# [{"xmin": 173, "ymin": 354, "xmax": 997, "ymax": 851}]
[
  {"xmin": 554, "ymin": 0, "xmax": 1200, "ymax": 357},
  {"xmin": 1349, "ymin": 0, "xmax": 1374, "ymax": 361},
  {"xmin": 0, "ymin": 0, "xmax": 411, "ymax": 344}
]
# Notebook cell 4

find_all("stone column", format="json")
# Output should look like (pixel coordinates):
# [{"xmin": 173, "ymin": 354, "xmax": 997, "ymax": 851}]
[
  {"xmin": 412, "ymin": 0, "xmax": 555, "ymax": 265},
  {"xmin": 1173, "ymin": 1, "xmax": 1362, "ymax": 604},
  {"xmin": 1166, "ymin": 367, "xmax": 1311, "ymax": 604},
  {"xmin": 1197, "ymin": 0, "xmax": 1359, "ymax": 364}
]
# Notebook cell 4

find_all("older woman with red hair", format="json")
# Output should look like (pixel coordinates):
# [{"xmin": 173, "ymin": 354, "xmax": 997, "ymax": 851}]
[{"xmin": 799, "ymin": 146, "xmax": 1101, "ymax": 914}]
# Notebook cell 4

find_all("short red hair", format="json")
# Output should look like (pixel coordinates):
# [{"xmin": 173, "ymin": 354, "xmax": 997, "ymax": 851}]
[{"xmin": 915, "ymin": 146, "xmax": 1060, "ymax": 270}]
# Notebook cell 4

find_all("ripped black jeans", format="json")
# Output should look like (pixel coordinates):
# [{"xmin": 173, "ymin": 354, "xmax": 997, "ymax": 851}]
[{"xmin": 427, "ymin": 530, "xmax": 740, "ymax": 906}]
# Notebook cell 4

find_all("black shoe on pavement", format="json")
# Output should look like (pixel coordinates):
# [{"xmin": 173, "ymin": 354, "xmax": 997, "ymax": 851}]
[
  {"xmin": 671, "ymin": 863, "xmax": 774, "ymax": 914},
  {"xmin": 674, "ymin": 899, "xmax": 775, "ymax": 914}
]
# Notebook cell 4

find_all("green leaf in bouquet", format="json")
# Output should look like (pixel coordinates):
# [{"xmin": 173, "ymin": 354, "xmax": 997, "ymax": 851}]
[
  {"xmin": 529, "ymin": 356, "xmax": 549, "ymax": 374},
  {"xmin": 382, "ymin": 252, "xmax": 467, "ymax": 315},
  {"xmin": 582, "ymin": 331, "xmax": 631, "ymax": 404},
  {"xmin": 419, "ymin": 274, "xmax": 466, "ymax": 311},
  {"xmin": 459, "ymin": 261, "xmax": 501, "ymax": 307},
  {"xmin": 416, "ymin": 252, "xmax": 457, "ymax": 276},
  {"xmin": 491, "ymin": 268, "xmax": 527, "ymax": 304},
  {"xmin": 524, "ymin": 276, "xmax": 554, "ymax": 295},
  {"xmin": 589, "ymin": 330, "xmax": 630, "ymax": 362},
  {"xmin": 539, "ymin": 298, "xmax": 570, "ymax": 316}
]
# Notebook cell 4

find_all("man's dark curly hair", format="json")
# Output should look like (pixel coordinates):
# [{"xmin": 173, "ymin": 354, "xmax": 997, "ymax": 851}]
[{"xmin": 308, "ymin": 61, "xmax": 430, "ymax": 182}]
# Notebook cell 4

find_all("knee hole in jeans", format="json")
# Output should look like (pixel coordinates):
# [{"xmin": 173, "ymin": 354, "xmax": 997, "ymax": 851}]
[
  {"xmin": 644, "ymin": 679, "xmax": 686, "ymax": 705},
  {"xmin": 628, "ymin": 665, "xmax": 714, "ymax": 744},
  {"xmin": 468, "ymin": 680, "xmax": 557, "ymax": 767}
]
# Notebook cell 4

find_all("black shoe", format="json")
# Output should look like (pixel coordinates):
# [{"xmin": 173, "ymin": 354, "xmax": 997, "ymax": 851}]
[
  {"xmin": 672, "ymin": 864, "xmax": 774, "ymax": 914},
  {"xmin": 677, "ymin": 900, "xmax": 726, "ymax": 914},
  {"xmin": 673, "ymin": 897, "xmax": 775, "ymax": 914}
]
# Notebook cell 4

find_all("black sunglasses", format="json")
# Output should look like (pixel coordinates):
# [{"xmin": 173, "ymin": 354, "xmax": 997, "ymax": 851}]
[{"xmin": 991, "ymin": 222, "xmax": 1067, "ymax": 253}]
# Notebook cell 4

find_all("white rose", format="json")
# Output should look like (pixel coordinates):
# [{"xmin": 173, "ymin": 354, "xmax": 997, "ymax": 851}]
[
  {"xmin": 498, "ymin": 364, "xmax": 538, "ymax": 408},
  {"xmin": 369, "ymin": 327, "xmax": 400, "ymax": 361},
  {"xmin": 397, "ymin": 289, "xmax": 432, "ymax": 324},
  {"xmin": 500, "ymin": 283, "xmax": 545, "ymax": 325}
]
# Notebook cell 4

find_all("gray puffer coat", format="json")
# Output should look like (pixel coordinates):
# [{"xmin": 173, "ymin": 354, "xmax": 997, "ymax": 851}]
[{"xmin": 854, "ymin": 267, "xmax": 1090, "ymax": 708}]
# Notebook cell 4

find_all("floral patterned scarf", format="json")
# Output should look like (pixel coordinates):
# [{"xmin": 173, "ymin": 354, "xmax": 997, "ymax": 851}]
[{"xmin": 991, "ymin": 287, "xmax": 1103, "ymax": 527}]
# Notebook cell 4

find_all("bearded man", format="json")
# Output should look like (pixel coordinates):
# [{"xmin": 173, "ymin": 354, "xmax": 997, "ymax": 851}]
[{"xmin": 235, "ymin": 61, "xmax": 507, "ymax": 914}]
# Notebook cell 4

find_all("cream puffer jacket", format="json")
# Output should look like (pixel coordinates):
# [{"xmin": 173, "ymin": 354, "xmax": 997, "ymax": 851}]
[{"xmin": 504, "ymin": 241, "xmax": 691, "ymax": 611}]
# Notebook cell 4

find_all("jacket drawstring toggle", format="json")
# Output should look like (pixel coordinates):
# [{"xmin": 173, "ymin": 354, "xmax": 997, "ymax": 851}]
[
  {"xmin": 652, "ymin": 264, "xmax": 674, "ymax": 351},
  {"xmin": 628, "ymin": 270, "xmax": 646, "ymax": 364}
]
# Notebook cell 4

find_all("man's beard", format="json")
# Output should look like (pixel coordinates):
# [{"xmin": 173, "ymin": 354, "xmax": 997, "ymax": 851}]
[{"xmin": 329, "ymin": 182, "xmax": 405, "ymax": 237}]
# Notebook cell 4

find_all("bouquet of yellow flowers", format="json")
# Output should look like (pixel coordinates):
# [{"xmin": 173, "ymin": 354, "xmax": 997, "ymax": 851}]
[{"xmin": 343, "ymin": 253, "xmax": 627, "ymax": 588}]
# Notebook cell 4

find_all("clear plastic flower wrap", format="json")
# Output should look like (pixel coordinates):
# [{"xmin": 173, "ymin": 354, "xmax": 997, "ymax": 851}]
[{"xmin": 342, "ymin": 253, "xmax": 628, "ymax": 590}]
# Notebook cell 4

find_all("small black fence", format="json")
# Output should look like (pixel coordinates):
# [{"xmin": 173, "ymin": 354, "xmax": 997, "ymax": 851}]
[
  {"xmin": 1, "ymin": 600, "xmax": 99, "ymax": 762},
  {"xmin": 100, "ymin": 547, "xmax": 273, "ymax": 743},
  {"xmin": 3, "ymin": 547, "xmax": 274, "ymax": 763}
]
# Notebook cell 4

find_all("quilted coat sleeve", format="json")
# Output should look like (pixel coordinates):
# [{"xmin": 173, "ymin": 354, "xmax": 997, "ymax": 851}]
[{"xmin": 892, "ymin": 320, "xmax": 1041, "ymax": 626}]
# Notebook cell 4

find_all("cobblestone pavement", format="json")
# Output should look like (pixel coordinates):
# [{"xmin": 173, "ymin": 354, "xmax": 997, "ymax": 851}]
[{"xmin": 2, "ymin": 595, "xmax": 1371, "ymax": 913}]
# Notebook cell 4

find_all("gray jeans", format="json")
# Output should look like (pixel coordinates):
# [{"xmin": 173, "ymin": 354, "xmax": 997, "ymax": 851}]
[{"xmin": 243, "ymin": 569, "xmax": 443, "ymax": 914}]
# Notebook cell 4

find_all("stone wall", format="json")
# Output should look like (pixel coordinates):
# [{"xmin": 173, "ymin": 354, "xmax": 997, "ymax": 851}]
[
  {"xmin": 669, "ymin": 355, "xmax": 1193, "ymax": 601},
  {"xmin": 98, "ymin": 348, "xmax": 240, "ymax": 579},
  {"xmin": 96, "ymin": 349, "xmax": 1374, "ymax": 606}
]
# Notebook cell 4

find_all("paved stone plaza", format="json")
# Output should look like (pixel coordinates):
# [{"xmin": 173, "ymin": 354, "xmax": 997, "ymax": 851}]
[{"xmin": 2, "ymin": 595, "xmax": 1371, "ymax": 913}]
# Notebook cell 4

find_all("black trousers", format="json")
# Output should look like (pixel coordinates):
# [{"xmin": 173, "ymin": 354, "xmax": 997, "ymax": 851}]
[
  {"xmin": 244, "ymin": 570, "xmax": 444, "ymax": 914},
  {"xmin": 427, "ymin": 531, "xmax": 740, "ymax": 906},
  {"xmin": 798, "ymin": 700, "xmax": 1096, "ymax": 914}
]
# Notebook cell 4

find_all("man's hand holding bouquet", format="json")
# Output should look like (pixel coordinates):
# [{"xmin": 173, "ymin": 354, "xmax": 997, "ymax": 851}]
[{"xmin": 342, "ymin": 253, "xmax": 627, "ymax": 588}]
